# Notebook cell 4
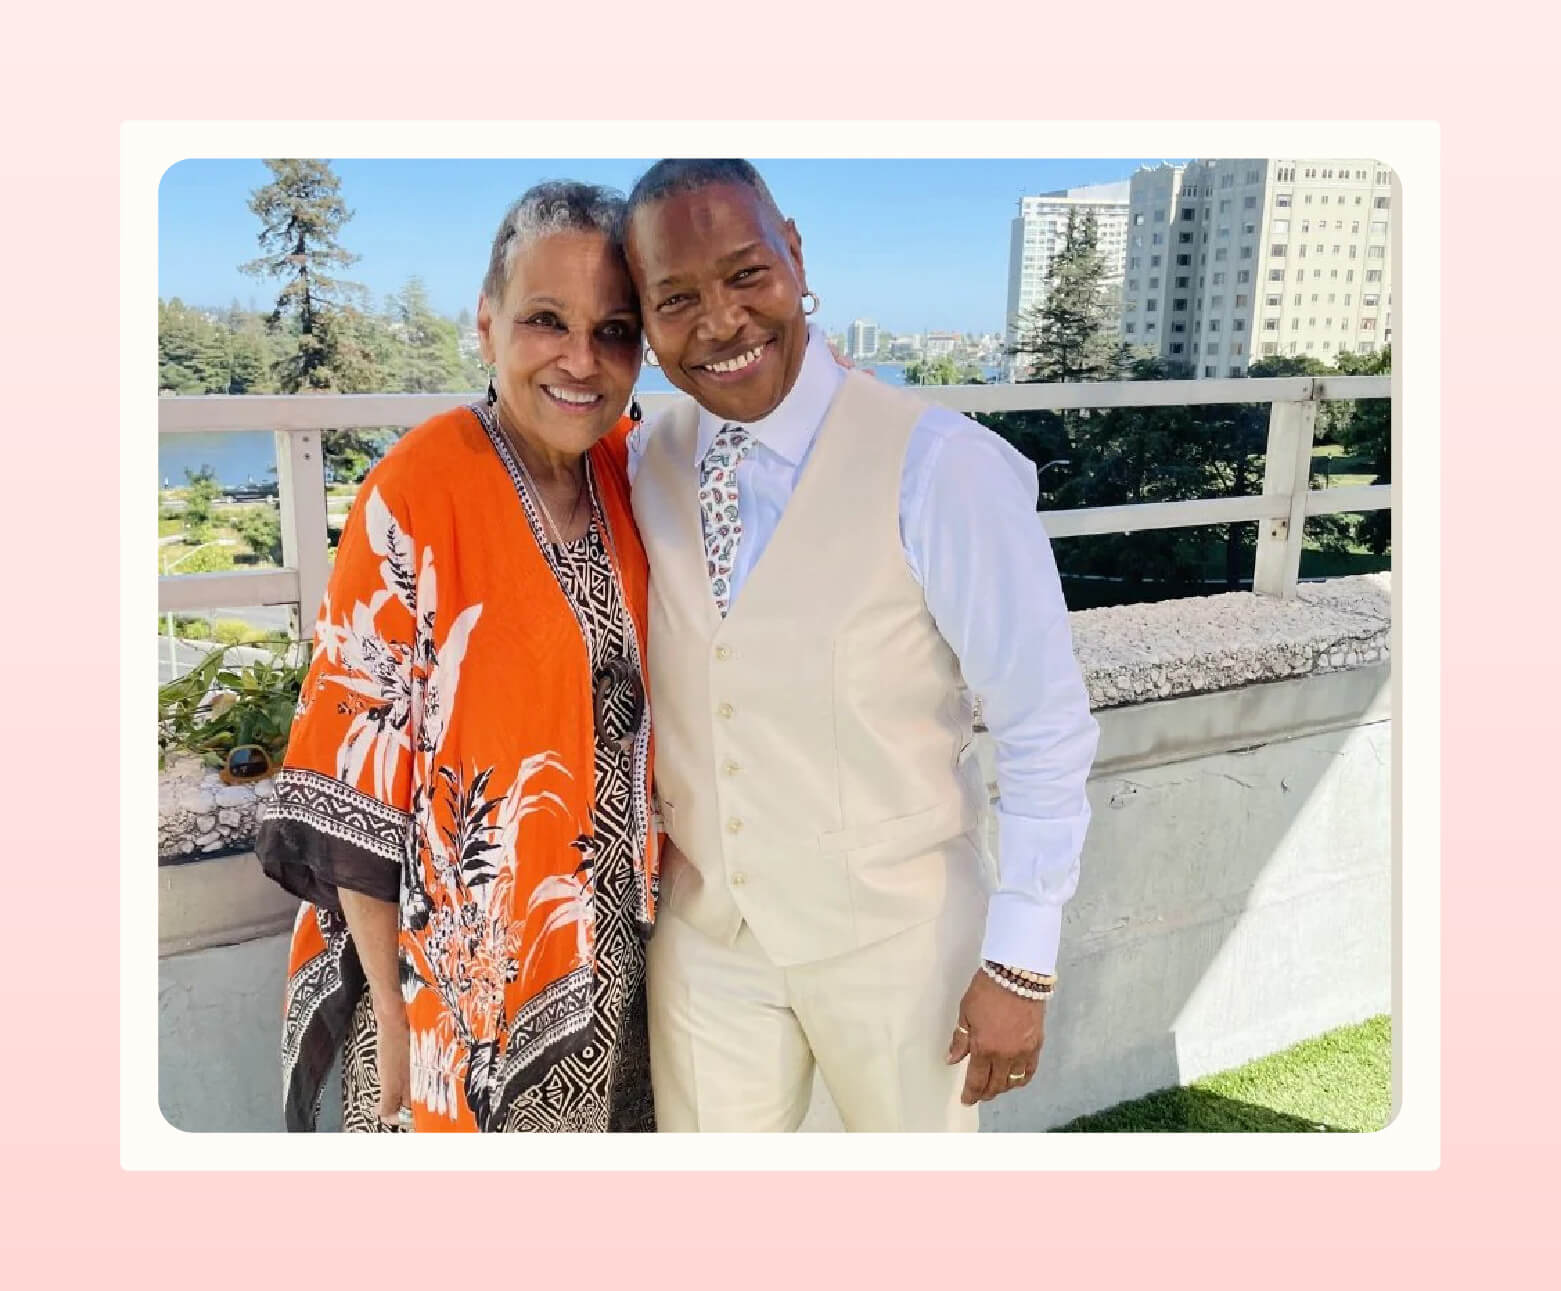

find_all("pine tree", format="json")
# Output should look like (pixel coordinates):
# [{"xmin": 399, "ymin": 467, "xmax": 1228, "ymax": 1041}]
[
  {"xmin": 241, "ymin": 159, "xmax": 363, "ymax": 393},
  {"xmin": 1009, "ymin": 210, "xmax": 1124, "ymax": 385},
  {"xmin": 391, "ymin": 277, "xmax": 465, "ymax": 392}
]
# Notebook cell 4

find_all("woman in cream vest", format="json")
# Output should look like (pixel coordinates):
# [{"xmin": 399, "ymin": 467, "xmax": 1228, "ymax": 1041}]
[{"xmin": 621, "ymin": 160, "xmax": 1100, "ymax": 1133}]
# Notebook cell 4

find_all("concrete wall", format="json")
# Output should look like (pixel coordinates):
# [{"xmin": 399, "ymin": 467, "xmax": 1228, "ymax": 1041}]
[{"xmin": 158, "ymin": 580, "xmax": 1392, "ymax": 1133}]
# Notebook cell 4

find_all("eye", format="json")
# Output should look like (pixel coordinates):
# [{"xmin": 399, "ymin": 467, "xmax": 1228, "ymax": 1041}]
[
  {"xmin": 598, "ymin": 319, "xmax": 638, "ymax": 344},
  {"xmin": 522, "ymin": 311, "xmax": 565, "ymax": 330},
  {"xmin": 731, "ymin": 265, "xmax": 766, "ymax": 284},
  {"xmin": 657, "ymin": 293, "xmax": 692, "ymax": 313}
]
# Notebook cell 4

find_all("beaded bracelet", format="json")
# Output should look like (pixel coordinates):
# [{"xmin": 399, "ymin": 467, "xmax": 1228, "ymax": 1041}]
[{"xmin": 982, "ymin": 960, "xmax": 1055, "ymax": 1001}]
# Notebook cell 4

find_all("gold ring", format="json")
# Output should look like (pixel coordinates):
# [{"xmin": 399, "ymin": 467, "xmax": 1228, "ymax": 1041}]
[
  {"xmin": 955, "ymin": 1023, "xmax": 970, "ymax": 1036},
  {"xmin": 1008, "ymin": 1072, "xmax": 1026, "ymax": 1082}
]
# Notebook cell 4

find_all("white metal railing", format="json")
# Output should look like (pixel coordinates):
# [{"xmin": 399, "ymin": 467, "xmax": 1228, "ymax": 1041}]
[{"xmin": 157, "ymin": 374, "xmax": 1391, "ymax": 623}]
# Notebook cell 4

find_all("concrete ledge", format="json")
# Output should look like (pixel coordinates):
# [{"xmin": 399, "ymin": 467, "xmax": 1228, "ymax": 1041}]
[
  {"xmin": 1070, "ymin": 573, "xmax": 1390, "ymax": 710},
  {"xmin": 160, "ymin": 850, "xmax": 298, "ymax": 957}
]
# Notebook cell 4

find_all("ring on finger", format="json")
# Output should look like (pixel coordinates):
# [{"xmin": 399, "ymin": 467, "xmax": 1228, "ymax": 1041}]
[
  {"xmin": 1007, "ymin": 1071, "xmax": 1027, "ymax": 1083},
  {"xmin": 955, "ymin": 1023, "xmax": 970, "ymax": 1036}
]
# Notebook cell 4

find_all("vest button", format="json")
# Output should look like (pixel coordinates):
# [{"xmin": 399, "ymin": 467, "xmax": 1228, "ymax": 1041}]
[
  {"xmin": 731, "ymin": 871, "xmax": 748, "ymax": 886},
  {"xmin": 726, "ymin": 817, "xmax": 743, "ymax": 834},
  {"xmin": 717, "ymin": 702, "xmax": 734, "ymax": 719},
  {"xmin": 715, "ymin": 645, "xmax": 732, "ymax": 661},
  {"xmin": 723, "ymin": 760, "xmax": 742, "ymax": 776}
]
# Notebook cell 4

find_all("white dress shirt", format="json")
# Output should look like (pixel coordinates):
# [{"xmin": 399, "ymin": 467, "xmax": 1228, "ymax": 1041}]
[{"xmin": 628, "ymin": 326, "xmax": 1099, "ymax": 974}]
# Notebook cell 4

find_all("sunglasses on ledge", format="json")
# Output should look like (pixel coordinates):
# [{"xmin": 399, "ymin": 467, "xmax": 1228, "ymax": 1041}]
[{"xmin": 220, "ymin": 744, "xmax": 275, "ymax": 785}]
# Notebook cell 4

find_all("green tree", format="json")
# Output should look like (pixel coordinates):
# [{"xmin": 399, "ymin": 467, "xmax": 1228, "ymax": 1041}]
[
  {"xmin": 181, "ymin": 465, "xmax": 221, "ymax": 543},
  {"xmin": 1009, "ymin": 210, "xmax": 1125, "ymax": 387},
  {"xmin": 391, "ymin": 277, "xmax": 465, "ymax": 392},
  {"xmin": 231, "ymin": 504, "xmax": 284, "ymax": 566},
  {"xmin": 1334, "ymin": 346, "xmax": 1392, "ymax": 554},
  {"xmin": 241, "ymin": 159, "xmax": 363, "ymax": 394},
  {"xmin": 903, "ymin": 353, "xmax": 982, "ymax": 386}
]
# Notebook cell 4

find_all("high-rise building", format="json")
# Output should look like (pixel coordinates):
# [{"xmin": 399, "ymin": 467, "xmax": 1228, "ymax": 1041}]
[
  {"xmin": 1120, "ymin": 159, "xmax": 1394, "ymax": 377},
  {"xmin": 1005, "ymin": 180, "xmax": 1130, "ymax": 377},
  {"xmin": 846, "ymin": 318, "xmax": 879, "ymax": 361}
]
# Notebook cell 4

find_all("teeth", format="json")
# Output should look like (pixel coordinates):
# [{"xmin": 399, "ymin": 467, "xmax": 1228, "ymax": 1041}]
[
  {"xmin": 545, "ymin": 386, "xmax": 600, "ymax": 405},
  {"xmin": 706, "ymin": 346, "xmax": 764, "ymax": 374}
]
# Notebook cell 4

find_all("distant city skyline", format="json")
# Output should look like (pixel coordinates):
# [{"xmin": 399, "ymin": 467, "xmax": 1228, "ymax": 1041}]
[{"xmin": 158, "ymin": 158, "xmax": 1183, "ymax": 338}]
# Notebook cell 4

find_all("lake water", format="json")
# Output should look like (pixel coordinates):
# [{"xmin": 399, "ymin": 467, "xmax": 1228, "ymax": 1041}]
[{"xmin": 157, "ymin": 363, "xmax": 1004, "ymax": 487}]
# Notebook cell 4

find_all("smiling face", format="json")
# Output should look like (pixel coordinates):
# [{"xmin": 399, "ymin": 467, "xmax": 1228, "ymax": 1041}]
[
  {"xmin": 476, "ymin": 229, "xmax": 641, "ymax": 461},
  {"xmin": 624, "ymin": 182, "xmax": 810, "ymax": 424}
]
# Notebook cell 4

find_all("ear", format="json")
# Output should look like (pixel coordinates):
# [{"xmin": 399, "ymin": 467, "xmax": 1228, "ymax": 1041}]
[
  {"xmin": 476, "ymin": 293, "xmax": 496, "ymax": 364},
  {"xmin": 783, "ymin": 218, "xmax": 806, "ymax": 285}
]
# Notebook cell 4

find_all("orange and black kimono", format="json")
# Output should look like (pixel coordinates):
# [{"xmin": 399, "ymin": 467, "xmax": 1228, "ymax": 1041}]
[{"xmin": 256, "ymin": 403, "xmax": 657, "ymax": 1132}]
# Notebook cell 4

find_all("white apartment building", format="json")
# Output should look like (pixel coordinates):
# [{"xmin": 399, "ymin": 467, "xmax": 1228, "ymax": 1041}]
[
  {"xmin": 1120, "ymin": 159, "xmax": 1394, "ymax": 377},
  {"xmin": 1005, "ymin": 180, "xmax": 1130, "ymax": 377},
  {"xmin": 846, "ymin": 318, "xmax": 879, "ymax": 361}
]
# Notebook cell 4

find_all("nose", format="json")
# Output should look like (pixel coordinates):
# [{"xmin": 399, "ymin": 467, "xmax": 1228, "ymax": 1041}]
[
  {"xmin": 694, "ymin": 283, "xmax": 745, "ymax": 344},
  {"xmin": 556, "ymin": 328, "xmax": 599, "ymax": 379}
]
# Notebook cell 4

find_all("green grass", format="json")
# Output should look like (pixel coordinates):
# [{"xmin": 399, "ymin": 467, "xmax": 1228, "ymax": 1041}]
[{"xmin": 1057, "ymin": 1015, "xmax": 1391, "ymax": 1132}]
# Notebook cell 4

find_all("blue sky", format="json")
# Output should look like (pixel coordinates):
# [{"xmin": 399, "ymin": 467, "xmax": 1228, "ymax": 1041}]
[{"xmin": 158, "ymin": 158, "xmax": 1178, "ymax": 337}]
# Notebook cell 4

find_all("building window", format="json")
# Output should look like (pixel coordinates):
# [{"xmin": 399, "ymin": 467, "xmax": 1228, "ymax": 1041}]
[
  {"xmin": 1289, "ymin": 342, "xmax": 1298, "ymax": 354},
  {"xmin": 1236, "ymin": 294, "xmax": 1249, "ymax": 307},
  {"xmin": 1349, "ymin": 245, "xmax": 1359, "ymax": 259},
  {"xmin": 1368, "ymin": 245, "xmax": 1386, "ymax": 259},
  {"xmin": 1173, "ymin": 298, "xmax": 1188, "ymax": 311},
  {"xmin": 1233, "ymin": 319, "xmax": 1246, "ymax": 332},
  {"xmin": 1150, "ymin": 255, "xmax": 1162, "ymax": 268},
  {"xmin": 1134, "ymin": 213, "xmax": 1144, "ymax": 225},
  {"xmin": 1266, "ymin": 294, "xmax": 1281, "ymax": 307},
  {"xmin": 1294, "ymin": 293, "xmax": 1302, "ymax": 305},
  {"xmin": 1374, "ymin": 196, "xmax": 1390, "ymax": 209},
  {"xmin": 1149, "ymin": 276, "xmax": 1160, "ymax": 288},
  {"xmin": 1214, "ymin": 247, "xmax": 1228, "ymax": 261},
  {"xmin": 1244, "ymin": 194, "xmax": 1257, "ymax": 209},
  {"xmin": 1269, "ymin": 268, "xmax": 1285, "ymax": 281},
  {"xmin": 1124, "ymin": 300, "xmax": 1137, "ymax": 311},
  {"xmin": 1361, "ymin": 318, "xmax": 1377, "ymax": 331},
  {"xmin": 1295, "ymin": 269, "xmax": 1305, "ymax": 282},
  {"xmin": 1305, "ymin": 342, "xmax": 1314, "ymax": 351},
  {"xmin": 1152, "ymin": 232, "xmax": 1165, "ymax": 245},
  {"xmin": 1146, "ymin": 322, "xmax": 1157, "ymax": 334},
  {"xmin": 1205, "ymin": 365, "xmax": 1217, "ymax": 377},
  {"xmin": 1361, "ymin": 341, "xmax": 1375, "ymax": 353},
  {"xmin": 1263, "ymin": 342, "xmax": 1278, "ymax": 355},
  {"xmin": 1178, "ymin": 231, "xmax": 1193, "ymax": 244},
  {"xmin": 1182, "ymin": 208, "xmax": 1195, "ymax": 221},
  {"xmin": 1211, "ymin": 294, "xmax": 1225, "ymax": 307},
  {"xmin": 1172, "ymin": 321, "xmax": 1186, "ymax": 333},
  {"xmin": 1170, "ymin": 342, "xmax": 1184, "ymax": 354},
  {"xmin": 1176, "ymin": 254, "xmax": 1191, "ymax": 266},
  {"xmin": 1175, "ymin": 275, "xmax": 1189, "ymax": 288},
  {"xmin": 1363, "ymin": 293, "xmax": 1379, "ymax": 306},
  {"xmin": 1276, "ymin": 193, "xmax": 1292, "ymax": 208},
  {"xmin": 1209, "ymin": 319, "xmax": 1221, "ymax": 332},
  {"xmin": 1273, "ymin": 220, "xmax": 1289, "ymax": 235},
  {"xmin": 1347, "ymin": 269, "xmax": 1355, "ymax": 282},
  {"xmin": 1371, "ymin": 220, "xmax": 1388, "ymax": 235},
  {"xmin": 1291, "ymin": 318, "xmax": 1300, "ymax": 331},
  {"xmin": 1218, "ymin": 199, "xmax": 1231, "ymax": 214},
  {"xmin": 1230, "ymin": 365, "xmax": 1244, "ymax": 376},
  {"xmin": 1127, "ymin": 278, "xmax": 1139, "ymax": 291},
  {"xmin": 1321, "ymin": 195, "xmax": 1330, "ymax": 205},
  {"xmin": 1237, "ymin": 269, "xmax": 1251, "ymax": 283},
  {"xmin": 1240, "ymin": 246, "xmax": 1253, "ymax": 260},
  {"xmin": 1305, "ymin": 194, "xmax": 1313, "ymax": 204},
  {"xmin": 1313, "ymin": 269, "xmax": 1322, "ymax": 279},
  {"xmin": 1298, "ymin": 244, "xmax": 1308, "ymax": 258},
  {"xmin": 1322, "ymin": 168, "xmax": 1333, "ymax": 179},
  {"xmin": 1264, "ymin": 318, "xmax": 1279, "ymax": 331},
  {"xmin": 1129, "ymin": 256, "xmax": 1141, "ymax": 270},
  {"xmin": 1153, "ymin": 208, "xmax": 1166, "ymax": 222},
  {"xmin": 1270, "ymin": 244, "xmax": 1287, "ymax": 257},
  {"xmin": 1208, "ymin": 273, "xmax": 1220, "ymax": 286},
  {"xmin": 1147, "ymin": 299, "xmax": 1158, "ymax": 311},
  {"xmin": 1124, "ymin": 323, "xmax": 1135, "ymax": 334},
  {"xmin": 1375, "ymin": 169, "xmax": 1389, "ymax": 184}
]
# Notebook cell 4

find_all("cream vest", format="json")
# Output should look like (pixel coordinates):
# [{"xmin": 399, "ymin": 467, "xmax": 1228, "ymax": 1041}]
[{"xmin": 633, "ymin": 371, "xmax": 988, "ymax": 966}]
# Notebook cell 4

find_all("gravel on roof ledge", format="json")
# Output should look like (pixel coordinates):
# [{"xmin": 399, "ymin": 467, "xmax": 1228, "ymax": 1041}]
[{"xmin": 1071, "ymin": 573, "xmax": 1390, "ymax": 710}]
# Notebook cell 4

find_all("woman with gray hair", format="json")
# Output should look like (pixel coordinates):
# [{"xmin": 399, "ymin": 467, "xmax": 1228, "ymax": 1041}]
[{"xmin": 256, "ymin": 181, "xmax": 659, "ymax": 1133}]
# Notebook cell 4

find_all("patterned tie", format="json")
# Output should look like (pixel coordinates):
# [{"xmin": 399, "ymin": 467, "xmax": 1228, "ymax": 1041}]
[{"xmin": 699, "ymin": 422, "xmax": 756, "ymax": 617}]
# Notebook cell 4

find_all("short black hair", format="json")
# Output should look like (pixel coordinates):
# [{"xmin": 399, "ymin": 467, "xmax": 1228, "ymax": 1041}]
[{"xmin": 621, "ymin": 159, "xmax": 783, "ymax": 238}]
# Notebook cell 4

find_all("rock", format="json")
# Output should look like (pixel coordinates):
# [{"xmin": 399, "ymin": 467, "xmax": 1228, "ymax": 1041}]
[
  {"xmin": 218, "ymin": 809, "xmax": 242, "ymax": 828},
  {"xmin": 214, "ymin": 785, "xmax": 258, "ymax": 808},
  {"xmin": 196, "ymin": 831, "xmax": 222, "ymax": 848},
  {"xmin": 196, "ymin": 814, "xmax": 217, "ymax": 833},
  {"xmin": 253, "ymin": 778, "xmax": 276, "ymax": 800}
]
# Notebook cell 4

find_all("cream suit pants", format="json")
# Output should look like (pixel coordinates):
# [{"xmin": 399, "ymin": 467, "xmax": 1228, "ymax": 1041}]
[{"xmin": 645, "ymin": 840, "xmax": 989, "ymax": 1132}]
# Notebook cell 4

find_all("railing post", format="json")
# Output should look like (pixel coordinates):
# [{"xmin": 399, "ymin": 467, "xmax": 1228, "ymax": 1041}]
[
  {"xmin": 1252, "ymin": 380, "xmax": 1319, "ymax": 598},
  {"xmin": 275, "ymin": 429, "xmax": 330, "ymax": 642}
]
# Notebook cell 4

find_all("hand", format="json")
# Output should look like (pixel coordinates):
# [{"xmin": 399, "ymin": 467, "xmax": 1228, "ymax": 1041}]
[
  {"xmin": 374, "ymin": 1003, "xmax": 412, "ymax": 1128},
  {"xmin": 828, "ymin": 342, "xmax": 856, "ymax": 370},
  {"xmin": 946, "ymin": 969, "xmax": 1047, "ymax": 1105}
]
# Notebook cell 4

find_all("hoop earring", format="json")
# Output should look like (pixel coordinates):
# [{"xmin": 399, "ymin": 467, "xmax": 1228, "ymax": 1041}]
[
  {"xmin": 629, "ymin": 394, "xmax": 642, "ymax": 423},
  {"xmin": 643, "ymin": 346, "xmax": 661, "ymax": 368},
  {"xmin": 486, "ymin": 370, "xmax": 497, "ymax": 405},
  {"xmin": 801, "ymin": 291, "xmax": 820, "ymax": 316}
]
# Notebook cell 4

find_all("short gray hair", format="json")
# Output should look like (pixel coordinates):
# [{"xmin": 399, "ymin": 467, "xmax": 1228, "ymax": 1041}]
[
  {"xmin": 481, "ymin": 180, "xmax": 627, "ymax": 304},
  {"xmin": 622, "ymin": 159, "xmax": 784, "ymax": 236}
]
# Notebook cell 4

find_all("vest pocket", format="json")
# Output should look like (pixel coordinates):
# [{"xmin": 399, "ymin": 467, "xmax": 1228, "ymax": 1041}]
[{"xmin": 816, "ymin": 797, "xmax": 972, "ymax": 863}]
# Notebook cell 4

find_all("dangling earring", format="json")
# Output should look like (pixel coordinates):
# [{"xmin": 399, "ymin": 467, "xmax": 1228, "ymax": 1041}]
[
  {"xmin": 486, "ymin": 368, "xmax": 497, "ymax": 405},
  {"xmin": 801, "ymin": 291, "xmax": 820, "ymax": 316},
  {"xmin": 629, "ymin": 393, "xmax": 642, "ymax": 423},
  {"xmin": 643, "ymin": 345, "xmax": 661, "ymax": 368}
]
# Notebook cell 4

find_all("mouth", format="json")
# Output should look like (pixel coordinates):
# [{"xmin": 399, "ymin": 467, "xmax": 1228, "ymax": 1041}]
[
  {"xmin": 693, "ymin": 338, "xmax": 774, "ymax": 382},
  {"xmin": 541, "ymin": 384, "xmax": 606, "ymax": 414}
]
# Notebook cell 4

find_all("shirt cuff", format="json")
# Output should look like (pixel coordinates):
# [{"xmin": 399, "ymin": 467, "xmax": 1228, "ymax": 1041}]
[{"xmin": 981, "ymin": 892, "xmax": 1063, "ymax": 977}]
